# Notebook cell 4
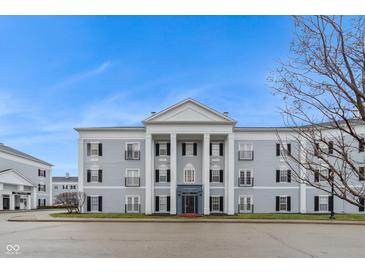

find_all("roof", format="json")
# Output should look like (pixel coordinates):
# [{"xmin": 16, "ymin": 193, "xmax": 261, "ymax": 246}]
[
  {"xmin": 143, "ymin": 98, "xmax": 236, "ymax": 124},
  {"xmin": 52, "ymin": 176, "xmax": 78, "ymax": 183},
  {"xmin": 0, "ymin": 143, "xmax": 52, "ymax": 166},
  {"xmin": 75, "ymin": 126, "xmax": 145, "ymax": 132},
  {"xmin": 0, "ymin": 169, "xmax": 35, "ymax": 187}
]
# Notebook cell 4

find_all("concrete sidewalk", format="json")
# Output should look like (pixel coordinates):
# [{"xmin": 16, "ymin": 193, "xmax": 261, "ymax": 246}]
[{"xmin": 7, "ymin": 213, "xmax": 365, "ymax": 226}]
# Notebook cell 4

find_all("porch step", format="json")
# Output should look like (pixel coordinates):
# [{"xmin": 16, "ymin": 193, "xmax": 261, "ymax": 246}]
[{"xmin": 178, "ymin": 214, "xmax": 202, "ymax": 218}]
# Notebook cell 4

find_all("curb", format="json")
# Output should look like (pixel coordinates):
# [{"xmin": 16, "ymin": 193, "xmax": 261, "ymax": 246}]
[{"xmin": 7, "ymin": 217, "xmax": 365, "ymax": 226}]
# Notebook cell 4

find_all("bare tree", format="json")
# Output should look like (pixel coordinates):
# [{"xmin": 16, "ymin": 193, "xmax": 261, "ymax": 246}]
[
  {"xmin": 75, "ymin": 192, "xmax": 87, "ymax": 213},
  {"xmin": 269, "ymin": 16, "xmax": 365, "ymax": 209}
]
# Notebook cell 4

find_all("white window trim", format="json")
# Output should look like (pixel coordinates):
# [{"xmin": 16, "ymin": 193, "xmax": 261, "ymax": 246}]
[
  {"xmin": 184, "ymin": 142, "xmax": 195, "ymax": 157},
  {"xmin": 239, "ymin": 169, "xmax": 253, "ymax": 185},
  {"xmin": 184, "ymin": 163, "xmax": 195, "ymax": 183},
  {"xmin": 211, "ymin": 142, "xmax": 221, "ymax": 157},
  {"xmin": 278, "ymin": 195, "xmax": 289, "ymax": 212},
  {"xmin": 90, "ymin": 169, "xmax": 100, "ymax": 183},
  {"xmin": 211, "ymin": 165, "xmax": 221, "ymax": 183},
  {"xmin": 158, "ymin": 195, "xmax": 168, "ymax": 213},
  {"xmin": 125, "ymin": 168, "xmax": 140, "ymax": 186},
  {"xmin": 211, "ymin": 195, "xmax": 222, "ymax": 213},
  {"xmin": 158, "ymin": 141, "xmax": 169, "ymax": 157},
  {"xmin": 89, "ymin": 195, "xmax": 100, "ymax": 213},
  {"xmin": 318, "ymin": 195, "xmax": 329, "ymax": 213},
  {"xmin": 125, "ymin": 195, "xmax": 140, "ymax": 213},
  {"xmin": 158, "ymin": 164, "xmax": 168, "ymax": 183},
  {"xmin": 239, "ymin": 195, "xmax": 253, "ymax": 213},
  {"xmin": 125, "ymin": 142, "xmax": 140, "ymax": 150},
  {"xmin": 90, "ymin": 142, "xmax": 100, "ymax": 158}
]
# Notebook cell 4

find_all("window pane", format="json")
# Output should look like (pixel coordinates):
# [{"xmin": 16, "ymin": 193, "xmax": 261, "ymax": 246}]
[
  {"xmin": 186, "ymin": 143, "xmax": 194, "ymax": 156},
  {"xmin": 212, "ymin": 144, "xmax": 220, "ymax": 156}
]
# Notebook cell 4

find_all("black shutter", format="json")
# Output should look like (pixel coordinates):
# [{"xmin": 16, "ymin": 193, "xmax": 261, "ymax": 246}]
[
  {"xmin": 38, "ymin": 169, "xmax": 40, "ymax": 176},
  {"xmin": 167, "ymin": 169, "xmax": 171, "ymax": 182},
  {"xmin": 87, "ymin": 170, "xmax": 91, "ymax": 183},
  {"xmin": 209, "ymin": 170, "xmax": 212, "ymax": 182},
  {"xmin": 359, "ymin": 167, "xmax": 365, "ymax": 181},
  {"xmin": 314, "ymin": 196, "xmax": 319, "ymax": 212},
  {"xmin": 98, "ymin": 170, "xmax": 103, "ymax": 183},
  {"xmin": 87, "ymin": 197, "xmax": 91, "ymax": 212},
  {"xmin": 276, "ymin": 170, "xmax": 280, "ymax": 183},
  {"xmin": 220, "ymin": 170, "xmax": 224, "ymax": 183},
  {"xmin": 155, "ymin": 196, "xmax": 159, "ymax": 212},
  {"xmin": 287, "ymin": 144, "xmax": 291, "ymax": 155},
  {"xmin": 220, "ymin": 143, "xmax": 224, "ymax": 156},
  {"xmin": 209, "ymin": 197, "xmax": 212, "ymax": 211},
  {"xmin": 276, "ymin": 196, "xmax": 280, "ymax": 211},
  {"xmin": 98, "ymin": 143, "xmax": 103, "ymax": 156},
  {"xmin": 360, "ymin": 139, "xmax": 365, "ymax": 152},
  {"xmin": 167, "ymin": 196, "xmax": 171, "ymax": 212},
  {"xmin": 182, "ymin": 143, "xmax": 186, "ymax": 156},
  {"xmin": 38, "ymin": 199, "xmax": 40, "ymax": 207},
  {"xmin": 44, "ymin": 170, "xmax": 46, "ymax": 177},
  {"xmin": 155, "ymin": 143, "xmax": 160, "ymax": 156},
  {"xmin": 328, "ymin": 141, "xmax": 333, "ymax": 154},
  {"xmin": 314, "ymin": 170, "xmax": 319, "ymax": 182},
  {"xmin": 98, "ymin": 196, "xmax": 103, "ymax": 212},
  {"xmin": 87, "ymin": 143, "xmax": 91, "ymax": 156},
  {"xmin": 193, "ymin": 143, "xmax": 197, "ymax": 156},
  {"xmin": 359, "ymin": 198, "xmax": 365, "ymax": 212},
  {"xmin": 328, "ymin": 196, "xmax": 333, "ymax": 212},
  {"xmin": 155, "ymin": 170, "xmax": 159, "ymax": 183},
  {"xmin": 276, "ymin": 143, "xmax": 280, "ymax": 156},
  {"xmin": 210, "ymin": 143, "xmax": 212, "ymax": 156},
  {"xmin": 287, "ymin": 197, "xmax": 291, "ymax": 212},
  {"xmin": 287, "ymin": 170, "xmax": 291, "ymax": 183},
  {"xmin": 220, "ymin": 197, "xmax": 224, "ymax": 212},
  {"xmin": 167, "ymin": 143, "xmax": 170, "ymax": 156}
]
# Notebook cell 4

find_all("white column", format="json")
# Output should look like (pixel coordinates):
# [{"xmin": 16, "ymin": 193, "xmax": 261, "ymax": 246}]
[
  {"xmin": 78, "ymin": 139, "xmax": 84, "ymax": 193},
  {"xmin": 0, "ymin": 184, "xmax": 3, "ymax": 210},
  {"xmin": 145, "ymin": 134, "xmax": 153, "ymax": 215},
  {"xmin": 151, "ymin": 138, "xmax": 155, "ymax": 213},
  {"xmin": 203, "ymin": 133, "xmax": 210, "ymax": 215},
  {"xmin": 227, "ymin": 133, "xmax": 235, "ymax": 215},
  {"xmin": 27, "ymin": 195, "xmax": 31, "ymax": 210},
  {"xmin": 10, "ymin": 194, "xmax": 15, "ymax": 210},
  {"xmin": 32, "ymin": 186, "xmax": 37, "ymax": 209},
  {"xmin": 170, "ymin": 133, "xmax": 177, "ymax": 215},
  {"xmin": 49, "ymin": 168, "xmax": 53, "ymax": 206},
  {"xmin": 299, "ymin": 138, "xmax": 307, "ymax": 213}
]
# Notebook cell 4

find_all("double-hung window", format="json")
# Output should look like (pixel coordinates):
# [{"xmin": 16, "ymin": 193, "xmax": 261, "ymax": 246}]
[
  {"xmin": 211, "ymin": 143, "xmax": 220, "ymax": 157},
  {"xmin": 159, "ymin": 143, "xmax": 168, "ymax": 156},
  {"xmin": 211, "ymin": 169, "xmax": 220, "ymax": 183},
  {"xmin": 279, "ymin": 196, "xmax": 288, "ymax": 211},
  {"xmin": 319, "ymin": 196, "xmax": 329, "ymax": 212},
  {"xmin": 184, "ymin": 164, "xmax": 195, "ymax": 183},
  {"xmin": 159, "ymin": 196, "xmax": 168, "ymax": 212},
  {"xmin": 91, "ymin": 170, "xmax": 99, "ymax": 182},
  {"xmin": 185, "ymin": 143, "xmax": 194, "ymax": 156},
  {"xmin": 159, "ymin": 166, "xmax": 168, "ymax": 183},
  {"xmin": 90, "ymin": 143, "xmax": 99, "ymax": 157},
  {"xmin": 90, "ymin": 196, "xmax": 99, "ymax": 212},
  {"xmin": 211, "ymin": 196, "xmax": 220, "ymax": 212},
  {"xmin": 38, "ymin": 169, "xmax": 46, "ymax": 177}
]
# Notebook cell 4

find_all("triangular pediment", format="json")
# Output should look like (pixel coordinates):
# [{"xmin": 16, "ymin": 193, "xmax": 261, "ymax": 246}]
[
  {"xmin": 143, "ymin": 99, "xmax": 236, "ymax": 124},
  {"xmin": 0, "ymin": 169, "xmax": 34, "ymax": 187}
]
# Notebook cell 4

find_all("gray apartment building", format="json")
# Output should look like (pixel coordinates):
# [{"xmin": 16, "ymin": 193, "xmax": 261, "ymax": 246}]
[
  {"xmin": 76, "ymin": 99, "xmax": 365, "ymax": 215},
  {"xmin": 0, "ymin": 143, "xmax": 52, "ymax": 210},
  {"xmin": 52, "ymin": 173, "xmax": 78, "ymax": 205}
]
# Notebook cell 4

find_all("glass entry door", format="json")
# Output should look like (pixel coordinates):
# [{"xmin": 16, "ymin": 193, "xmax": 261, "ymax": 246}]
[{"xmin": 183, "ymin": 195, "xmax": 197, "ymax": 214}]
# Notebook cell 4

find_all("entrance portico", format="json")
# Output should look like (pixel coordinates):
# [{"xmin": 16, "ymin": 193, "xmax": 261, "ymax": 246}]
[
  {"xmin": 0, "ymin": 169, "xmax": 35, "ymax": 211},
  {"xmin": 143, "ymin": 99, "xmax": 236, "ymax": 215}
]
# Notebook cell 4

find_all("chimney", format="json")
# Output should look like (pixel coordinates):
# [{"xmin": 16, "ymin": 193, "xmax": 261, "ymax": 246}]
[
  {"xmin": 66, "ymin": 172, "xmax": 69, "ymax": 178},
  {"xmin": 223, "ymin": 112, "xmax": 229, "ymax": 116},
  {"xmin": 151, "ymin": 111, "xmax": 156, "ymax": 116}
]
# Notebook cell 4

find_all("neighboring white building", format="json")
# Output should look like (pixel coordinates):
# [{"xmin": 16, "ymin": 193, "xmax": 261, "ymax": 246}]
[
  {"xmin": 52, "ymin": 173, "xmax": 78, "ymax": 204},
  {"xmin": 76, "ymin": 98, "xmax": 365, "ymax": 215},
  {"xmin": 0, "ymin": 143, "xmax": 52, "ymax": 210}
]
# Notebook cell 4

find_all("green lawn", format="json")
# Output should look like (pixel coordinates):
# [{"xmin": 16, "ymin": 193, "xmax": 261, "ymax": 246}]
[{"xmin": 50, "ymin": 212, "xmax": 365, "ymax": 221}]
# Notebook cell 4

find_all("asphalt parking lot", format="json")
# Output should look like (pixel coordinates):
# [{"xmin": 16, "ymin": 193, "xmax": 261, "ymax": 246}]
[{"xmin": 1, "ymin": 210, "xmax": 365, "ymax": 258}]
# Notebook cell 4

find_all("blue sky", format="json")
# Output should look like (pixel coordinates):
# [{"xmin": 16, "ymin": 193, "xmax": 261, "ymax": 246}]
[{"xmin": 0, "ymin": 16, "xmax": 293, "ymax": 175}]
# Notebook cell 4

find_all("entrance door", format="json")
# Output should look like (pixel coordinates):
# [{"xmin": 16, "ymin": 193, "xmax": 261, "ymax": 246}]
[
  {"xmin": 183, "ymin": 195, "xmax": 197, "ymax": 214},
  {"xmin": 3, "ymin": 196, "xmax": 10, "ymax": 210}
]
